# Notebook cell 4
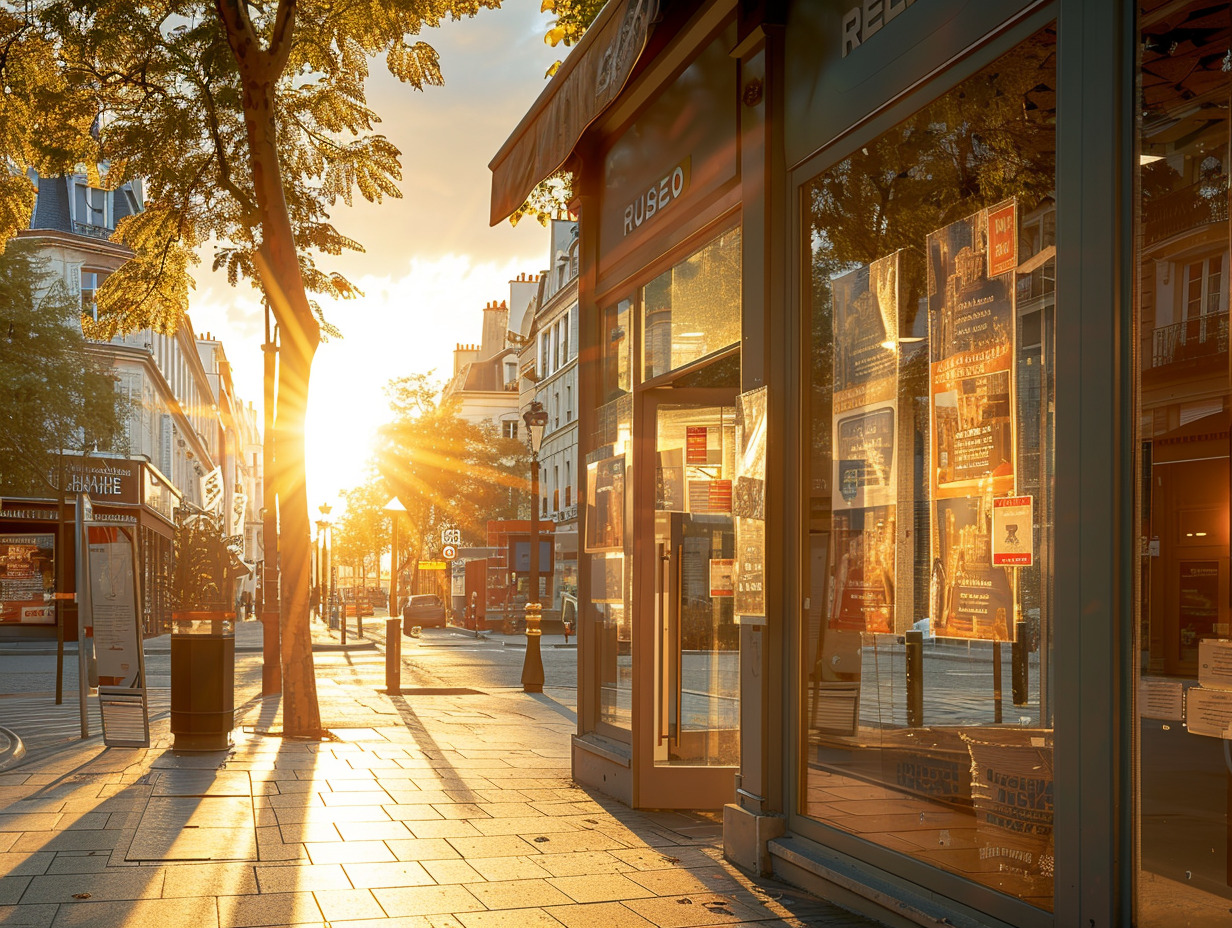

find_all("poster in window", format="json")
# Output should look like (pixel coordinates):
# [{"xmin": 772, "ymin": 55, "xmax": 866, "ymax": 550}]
[
  {"xmin": 827, "ymin": 507, "xmax": 895, "ymax": 635},
  {"xmin": 0, "ymin": 533, "xmax": 55, "ymax": 624},
  {"xmin": 656, "ymin": 448, "xmax": 684, "ymax": 511},
  {"xmin": 928, "ymin": 201, "xmax": 1017, "ymax": 498},
  {"xmin": 832, "ymin": 253, "xmax": 899, "ymax": 511},
  {"xmin": 585, "ymin": 454, "xmax": 625, "ymax": 552},
  {"xmin": 927, "ymin": 202, "xmax": 1018, "ymax": 642},
  {"xmin": 1179, "ymin": 561, "xmax": 1220, "ymax": 658},
  {"xmin": 933, "ymin": 496, "xmax": 1015, "ymax": 641},
  {"xmin": 735, "ymin": 387, "xmax": 769, "ymax": 619}
]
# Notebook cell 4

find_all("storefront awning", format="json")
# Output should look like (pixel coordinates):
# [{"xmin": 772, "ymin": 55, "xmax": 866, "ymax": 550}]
[{"xmin": 489, "ymin": 0, "xmax": 659, "ymax": 226}]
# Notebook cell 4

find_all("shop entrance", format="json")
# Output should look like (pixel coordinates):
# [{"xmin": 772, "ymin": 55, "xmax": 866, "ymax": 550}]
[{"xmin": 635, "ymin": 390, "xmax": 740, "ymax": 809}]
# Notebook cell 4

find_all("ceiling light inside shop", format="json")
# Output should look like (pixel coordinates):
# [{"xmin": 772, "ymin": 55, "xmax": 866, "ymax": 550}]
[{"xmin": 1140, "ymin": 154, "xmax": 1164, "ymax": 164}]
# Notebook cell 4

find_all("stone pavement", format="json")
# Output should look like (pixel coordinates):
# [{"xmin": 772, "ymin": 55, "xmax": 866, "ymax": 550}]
[{"xmin": 0, "ymin": 622, "xmax": 879, "ymax": 928}]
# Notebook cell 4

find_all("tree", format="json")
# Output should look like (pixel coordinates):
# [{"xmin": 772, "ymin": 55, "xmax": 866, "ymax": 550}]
[
  {"xmin": 375, "ymin": 375, "xmax": 527, "ymax": 586},
  {"xmin": 0, "ymin": 240, "xmax": 128, "ymax": 496},
  {"xmin": 15, "ymin": 0, "xmax": 501, "ymax": 735},
  {"xmin": 334, "ymin": 476, "xmax": 391, "ymax": 594}
]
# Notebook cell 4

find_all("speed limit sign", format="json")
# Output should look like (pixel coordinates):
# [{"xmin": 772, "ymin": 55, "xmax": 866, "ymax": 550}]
[{"xmin": 441, "ymin": 544, "xmax": 458, "ymax": 560}]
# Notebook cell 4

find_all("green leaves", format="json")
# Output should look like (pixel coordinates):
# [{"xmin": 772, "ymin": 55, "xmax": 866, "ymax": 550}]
[{"xmin": 0, "ymin": 241, "xmax": 128, "ymax": 495}]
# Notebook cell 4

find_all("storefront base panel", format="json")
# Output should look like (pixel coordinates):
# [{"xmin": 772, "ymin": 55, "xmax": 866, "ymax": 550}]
[
  {"xmin": 572, "ymin": 734, "xmax": 632, "ymax": 807},
  {"xmin": 722, "ymin": 803, "xmax": 784, "ymax": 877},
  {"xmin": 767, "ymin": 835, "xmax": 1023, "ymax": 928}
]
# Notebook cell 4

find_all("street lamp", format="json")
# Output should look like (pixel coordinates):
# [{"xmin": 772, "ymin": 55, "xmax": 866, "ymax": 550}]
[
  {"xmin": 318, "ymin": 504, "xmax": 333, "ymax": 627},
  {"xmin": 384, "ymin": 497, "xmax": 406, "ymax": 624},
  {"xmin": 521, "ymin": 400, "xmax": 550, "ymax": 693}
]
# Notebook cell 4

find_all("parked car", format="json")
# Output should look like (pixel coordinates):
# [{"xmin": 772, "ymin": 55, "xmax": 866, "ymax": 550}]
[{"xmin": 403, "ymin": 594, "xmax": 446, "ymax": 631}]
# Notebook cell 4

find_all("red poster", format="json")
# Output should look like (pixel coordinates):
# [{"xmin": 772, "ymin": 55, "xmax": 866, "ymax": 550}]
[
  {"xmin": 708, "ymin": 480, "xmax": 732, "ymax": 512},
  {"xmin": 987, "ymin": 201, "xmax": 1018, "ymax": 277},
  {"xmin": 686, "ymin": 426, "xmax": 709, "ymax": 464}
]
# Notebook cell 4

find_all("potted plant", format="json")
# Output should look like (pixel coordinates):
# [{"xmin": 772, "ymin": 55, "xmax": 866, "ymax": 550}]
[
  {"xmin": 169, "ymin": 503, "xmax": 246, "ymax": 751},
  {"xmin": 171, "ymin": 505, "xmax": 244, "ymax": 629}
]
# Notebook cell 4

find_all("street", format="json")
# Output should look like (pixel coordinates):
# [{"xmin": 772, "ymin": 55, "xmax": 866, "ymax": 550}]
[{"xmin": 0, "ymin": 616, "xmax": 579, "ymax": 766}]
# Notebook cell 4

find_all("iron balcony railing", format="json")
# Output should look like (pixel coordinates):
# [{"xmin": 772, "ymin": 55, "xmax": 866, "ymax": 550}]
[
  {"xmin": 73, "ymin": 221, "xmax": 114, "ymax": 241},
  {"xmin": 1143, "ymin": 177, "xmax": 1229, "ymax": 247},
  {"xmin": 1152, "ymin": 313, "xmax": 1229, "ymax": 368}
]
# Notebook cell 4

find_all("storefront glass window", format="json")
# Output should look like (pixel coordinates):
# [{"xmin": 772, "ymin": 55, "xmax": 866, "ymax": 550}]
[
  {"xmin": 588, "ymin": 391, "xmax": 634, "ymax": 733},
  {"xmin": 641, "ymin": 227, "xmax": 741, "ymax": 380},
  {"xmin": 802, "ymin": 28, "xmax": 1057, "ymax": 909},
  {"xmin": 1134, "ymin": 3, "xmax": 1231, "ymax": 923}
]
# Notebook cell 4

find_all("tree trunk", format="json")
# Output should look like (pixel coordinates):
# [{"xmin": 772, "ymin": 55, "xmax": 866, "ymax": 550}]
[{"xmin": 231, "ymin": 60, "xmax": 321, "ymax": 736}]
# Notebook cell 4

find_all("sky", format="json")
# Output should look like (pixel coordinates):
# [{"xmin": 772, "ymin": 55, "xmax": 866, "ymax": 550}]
[{"xmin": 186, "ymin": 1, "xmax": 561, "ymax": 517}]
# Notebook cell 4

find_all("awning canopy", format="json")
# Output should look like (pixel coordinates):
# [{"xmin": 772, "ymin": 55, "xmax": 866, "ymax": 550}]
[{"xmin": 489, "ymin": 0, "xmax": 659, "ymax": 226}]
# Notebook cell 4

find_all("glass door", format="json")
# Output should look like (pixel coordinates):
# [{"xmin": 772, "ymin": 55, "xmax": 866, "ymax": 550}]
[{"xmin": 636, "ymin": 392, "xmax": 741, "ymax": 808}]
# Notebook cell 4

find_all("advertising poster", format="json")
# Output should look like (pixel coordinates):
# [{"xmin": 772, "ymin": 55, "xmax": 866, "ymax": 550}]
[
  {"xmin": 734, "ymin": 387, "xmax": 768, "ymax": 620},
  {"xmin": 928, "ymin": 201, "xmax": 1018, "ymax": 641},
  {"xmin": 832, "ymin": 254, "xmax": 899, "ymax": 510},
  {"xmin": 585, "ymin": 454, "xmax": 625, "ymax": 552},
  {"xmin": 991, "ymin": 495, "xmax": 1033, "ymax": 566},
  {"xmin": 87, "ymin": 525, "xmax": 141, "ymax": 687},
  {"xmin": 933, "ymin": 497, "xmax": 1015, "ymax": 640},
  {"xmin": 830, "ymin": 254, "xmax": 900, "ymax": 634},
  {"xmin": 0, "ymin": 534, "xmax": 56, "ymax": 624},
  {"xmin": 828, "ymin": 508, "xmax": 895, "ymax": 634},
  {"xmin": 709, "ymin": 558, "xmax": 735, "ymax": 597}
]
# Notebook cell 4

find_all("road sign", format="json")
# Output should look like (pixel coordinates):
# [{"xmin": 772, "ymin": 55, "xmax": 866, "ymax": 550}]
[
  {"xmin": 441, "ymin": 544, "xmax": 458, "ymax": 561},
  {"xmin": 441, "ymin": 528, "xmax": 461, "ymax": 546}
]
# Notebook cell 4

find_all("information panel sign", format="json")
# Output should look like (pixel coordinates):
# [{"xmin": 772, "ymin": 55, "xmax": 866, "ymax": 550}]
[{"xmin": 0, "ymin": 533, "xmax": 55, "ymax": 624}]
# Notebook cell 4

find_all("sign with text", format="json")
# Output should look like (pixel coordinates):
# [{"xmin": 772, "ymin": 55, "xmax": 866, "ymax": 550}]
[
  {"xmin": 928, "ymin": 202, "xmax": 1018, "ymax": 642},
  {"xmin": 62, "ymin": 457, "xmax": 140, "ymax": 504},
  {"xmin": 709, "ymin": 558, "xmax": 734, "ymax": 597},
  {"xmin": 991, "ymin": 496, "xmax": 1033, "ymax": 566},
  {"xmin": 202, "ymin": 466, "xmax": 224, "ymax": 514}
]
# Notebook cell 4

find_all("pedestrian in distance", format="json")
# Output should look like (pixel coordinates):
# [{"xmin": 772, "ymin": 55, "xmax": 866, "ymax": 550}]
[{"xmin": 309, "ymin": 584, "xmax": 320, "ymax": 620}]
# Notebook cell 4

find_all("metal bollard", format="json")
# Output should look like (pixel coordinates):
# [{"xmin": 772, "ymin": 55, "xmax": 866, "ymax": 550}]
[
  {"xmin": 905, "ymin": 629, "xmax": 923, "ymax": 727},
  {"xmin": 1012, "ymin": 619, "xmax": 1028, "ymax": 706},
  {"xmin": 384, "ymin": 618, "xmax": 401, "ymax": 694}
]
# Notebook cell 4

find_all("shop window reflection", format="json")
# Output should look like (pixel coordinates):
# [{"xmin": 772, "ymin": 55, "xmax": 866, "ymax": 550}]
[
  {"xmin": 1135, "ymin": 2, "xmax": 1232, "ymax": 923},
  {"xmin": 802, "ymin": 27, "xmax": 1057, "ymax": 910}
]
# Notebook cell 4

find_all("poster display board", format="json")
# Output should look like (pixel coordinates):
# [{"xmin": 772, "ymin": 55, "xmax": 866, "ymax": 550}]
[
  {"xmin": 82, "ymin": 521, "xmax": 149, "ymax": 747},
  {"xmin": 927, "ymin": 201, "xmax": 1020, "ymax": 642},
  {"xmin": 0, "ymin": 533, "xmax": 56, "ymax": 624},
  {"xmin": 829, "ymin": 253, "xmax": 901, "ymax": 634},
  {"xmin": 734, "ymin": 386, "xmax": 768, "ymax": 621}
]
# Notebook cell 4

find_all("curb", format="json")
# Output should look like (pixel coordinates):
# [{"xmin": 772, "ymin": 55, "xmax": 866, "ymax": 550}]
[{"xmin": 0, "ymin": 727, "xmax": 26, "ymax": 772}]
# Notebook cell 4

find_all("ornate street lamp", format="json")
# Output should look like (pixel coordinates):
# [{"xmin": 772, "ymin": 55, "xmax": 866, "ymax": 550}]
[{"xmin": 521, "ymin": 400, "xmax": 550, "ymax": 693}]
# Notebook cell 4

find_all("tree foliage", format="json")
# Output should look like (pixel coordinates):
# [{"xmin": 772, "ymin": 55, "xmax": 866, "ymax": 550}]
[
  {"xmin": 9, "ymin": 0, "xmax": 502, "ymax": 735},
  {"xmin": 375, "ymin": 374, "xmax": 527, "ymax": 560},
  {"xmin": 333, "ymin": 475, "xmax": 392, "ymax": 581},
  {"xmin": 0, "ymin": 240, "xmax": 128, "ymax": 495}
]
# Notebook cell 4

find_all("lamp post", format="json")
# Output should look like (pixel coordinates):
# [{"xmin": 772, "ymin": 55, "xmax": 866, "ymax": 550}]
[
  {"xmin": 522, "ymin": 401, "xmax": 549, "ymax": 693},
  {"xmin": 318, "ymin": 504, "xmax": 333, "ymax": 628},
  {"xmin": 384, "ymin": 497, "xmax": 406, "ymax": 623}
]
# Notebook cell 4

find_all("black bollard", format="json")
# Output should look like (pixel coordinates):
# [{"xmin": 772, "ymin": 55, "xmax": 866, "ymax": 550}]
[
  {"xmin": 1012, "ymin": 619, "xmax": 1029, "ymax": 706},
  {"xmin": 993, "ymin": 640, "xmax": 1003, "ymax": 724},
  {"xmin": 906, "ymin": 630, "xmax": 923, "ymax": 727},
  {"xmin": 385, "ymin": 617, "xmax": 401, "ymax": 693}
]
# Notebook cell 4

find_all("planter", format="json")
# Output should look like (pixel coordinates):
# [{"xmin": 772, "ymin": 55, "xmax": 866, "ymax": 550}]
[{"xmin": 169, "ymin": 611, "xmax": 235, "ymax": 752}]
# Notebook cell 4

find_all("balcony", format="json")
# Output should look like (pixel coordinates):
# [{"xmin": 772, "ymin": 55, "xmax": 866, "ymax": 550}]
[
  {"xmin": 73, "ymin": 221, "xmax": 114, "ymax": 241},
  {"xmin": 1143, "ymin": 178, "xmax": 1229, "ymax": 248},
  {"xmin": 1152, "ymin": 314, "xmax": 1229, "ymax": 368}
]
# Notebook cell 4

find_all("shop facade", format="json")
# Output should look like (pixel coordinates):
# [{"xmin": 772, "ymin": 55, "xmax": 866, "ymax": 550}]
[
  {"xmin": 491, "ymin": 0, "xmax": 1229, "ymax": 924},
  {"xmin": 0, "ymin": 457, "xmax": 180, "ymax": 641}
]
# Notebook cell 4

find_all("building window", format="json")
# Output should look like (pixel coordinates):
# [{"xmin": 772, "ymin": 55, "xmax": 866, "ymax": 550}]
[
  {"xmin": 642, "ymin": 226, "xmax": 742, "ymax": 380},
  {"xmin": 554, "ymin": 392, "xmax": 560, "ymax": 429},
  {"xmin": 81, "ymin": 270, "xmax": 103, "ymax": 320},
  {"xmin": 74, "ymin": 183, "xmax": 109, "ymax": 232},
  {"xmin": 802, "ymin": 25, "xmax": 1056, "ymax": 909},
  {"xmin": 502, "ymin": 420, "xmax": 518, "ymax": 440},
  {"xmin": 541, "ymin": 332, "xmax": 551, "ymax": 376}
]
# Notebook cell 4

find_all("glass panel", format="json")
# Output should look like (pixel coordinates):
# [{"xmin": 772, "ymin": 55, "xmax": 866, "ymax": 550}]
[
  {"xmin": 602, "ymin": 299, "xmax": 633, "ymax": 401},
  {"xmin": 801, "ymin": 27, "xmax": 1057, "ymax": 910},
  {"xmin": 587, "ymin": 393, "xmax": 634, "ymax": 733},
  {"xmin": 1134, "ymin": 3, "xmax": 1232, "ymax": 924},
  {"xmin": 653, "ymin": 404, "xmax": 739, "ymax": 766},
  {"xmin": 642, "ymin": 227, "xmax": 742, "ymax": 380}
]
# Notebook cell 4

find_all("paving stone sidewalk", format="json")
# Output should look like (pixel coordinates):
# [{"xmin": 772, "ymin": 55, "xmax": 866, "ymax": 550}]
[{"xmin": 0, "ymin": 627, "xmax": 879, "ymax": 928}]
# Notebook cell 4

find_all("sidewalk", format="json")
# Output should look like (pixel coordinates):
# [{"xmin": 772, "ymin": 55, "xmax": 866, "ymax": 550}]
[{"xmin": 0, "ymin": 621, "xmax": 878, "ymax": 928}]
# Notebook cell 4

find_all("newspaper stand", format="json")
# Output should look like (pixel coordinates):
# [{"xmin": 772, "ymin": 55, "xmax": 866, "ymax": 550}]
[{"xmin": 170, "ymin": 616, "xmax": 235, "ymax": 751}]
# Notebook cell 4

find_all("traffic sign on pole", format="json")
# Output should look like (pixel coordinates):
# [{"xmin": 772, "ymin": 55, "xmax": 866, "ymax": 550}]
[{"xmin": 441, "ymin": 544, "xmax": 457, "ymax": 561}]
